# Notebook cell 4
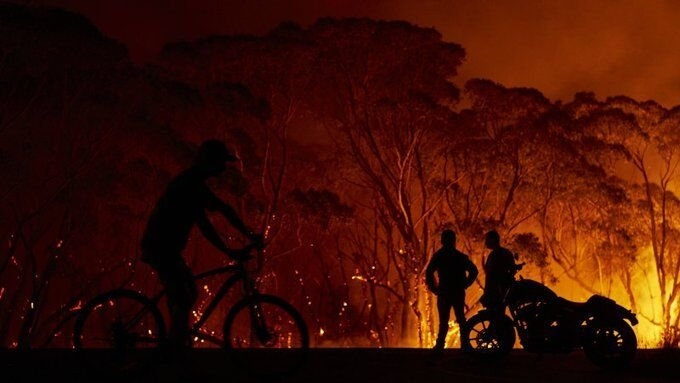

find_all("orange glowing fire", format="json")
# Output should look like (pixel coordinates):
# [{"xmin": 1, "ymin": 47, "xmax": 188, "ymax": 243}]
[{"xmin": 624, "ymin": 246, "xmax": 670, "ymax": 347}]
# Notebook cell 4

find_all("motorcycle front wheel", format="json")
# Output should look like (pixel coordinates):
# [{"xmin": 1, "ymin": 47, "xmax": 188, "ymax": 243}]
[
  {"xmin": 582, "ymin": 318, "xmax": 636, "ymax": 369},
  {"xmin": 461, "ymin": 310, "xmax": 516, "ymax": 359}
]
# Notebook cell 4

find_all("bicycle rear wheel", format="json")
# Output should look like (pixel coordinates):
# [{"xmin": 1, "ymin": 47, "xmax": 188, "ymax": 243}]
[
  {"xmin": 73, "ymin": 289, "xmax": 166, "ymax": 350},
  {"xmin": 223, "ymin": 294, "xmax": 309, "ymax": 379}
]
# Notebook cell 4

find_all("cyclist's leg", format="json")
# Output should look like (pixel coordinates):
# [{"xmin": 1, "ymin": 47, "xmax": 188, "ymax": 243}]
[{"xmin": 158, "ymin": 257, "xmax": 197, "ymax": 350}]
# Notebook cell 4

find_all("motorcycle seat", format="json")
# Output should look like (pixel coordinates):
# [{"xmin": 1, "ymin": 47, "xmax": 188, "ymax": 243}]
[{"xmin": 556, "ymin": 296, "xmax": 588, "ymax": 311}]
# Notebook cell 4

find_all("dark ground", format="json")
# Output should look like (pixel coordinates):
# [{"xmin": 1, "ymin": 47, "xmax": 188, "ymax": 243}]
[{"xmin": 2, "ymin": 348, "xmax": 679, "ymax": 383}]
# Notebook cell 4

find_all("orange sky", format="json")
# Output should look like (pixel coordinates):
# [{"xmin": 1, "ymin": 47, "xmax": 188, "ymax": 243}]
[{"xmin": 34, "ymin": 0, "xmax": 680, "ymax": 107}]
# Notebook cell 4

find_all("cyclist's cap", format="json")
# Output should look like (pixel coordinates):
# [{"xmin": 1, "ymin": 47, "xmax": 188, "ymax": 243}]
[{"xmin": 198, "ymin": 139, "xmax": 239, "ymax": 163}]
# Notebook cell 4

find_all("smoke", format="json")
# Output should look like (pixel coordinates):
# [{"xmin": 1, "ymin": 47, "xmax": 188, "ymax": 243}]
[
  {"xmin": 388, "ymin": 0, "xmax": 680, "ymax": 107},
  {"xmin": 26, "ymin": 0, "xmax": 680, "ymax": 106}
]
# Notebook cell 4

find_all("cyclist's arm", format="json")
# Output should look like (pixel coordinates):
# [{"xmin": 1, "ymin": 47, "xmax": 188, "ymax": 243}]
[
  {"xmin": 202, "ymin": 185, "xmax": 257, "ymax": 241},
  {"xmin": 196, "ymin": 212, "xmax": 232, "ymax": 256},
  {"xmin": 217, "ymin": 201, "xmax": 256, "ymax": 239}
]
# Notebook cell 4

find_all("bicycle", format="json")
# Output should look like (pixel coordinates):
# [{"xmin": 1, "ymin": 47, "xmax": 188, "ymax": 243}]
[{"xmin": 72, "ymin": 242, "xmax": 309, "ymax": 378}]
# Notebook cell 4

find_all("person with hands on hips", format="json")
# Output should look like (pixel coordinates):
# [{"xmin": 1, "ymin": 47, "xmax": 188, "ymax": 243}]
[{"xmin": 425, "ymin": 230, "xmax": 478, "ymax": 351}]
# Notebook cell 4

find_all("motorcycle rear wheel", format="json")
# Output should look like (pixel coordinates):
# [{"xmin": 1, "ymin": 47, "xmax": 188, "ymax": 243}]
[{"xmin": 582, "ymin": 318, "xmax": 636, "ymax": 369}]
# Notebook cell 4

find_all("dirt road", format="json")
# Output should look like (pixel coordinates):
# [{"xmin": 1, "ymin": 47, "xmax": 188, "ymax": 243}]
[{"xmin": 2, "ymin": 348, "xmax": 678, "ymax": 382}]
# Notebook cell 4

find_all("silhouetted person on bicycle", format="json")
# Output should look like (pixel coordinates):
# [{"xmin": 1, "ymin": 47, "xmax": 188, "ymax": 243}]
[
  {"xmin": 481, "ymin": 230, "xmax": 517, "ymax": 313},
  {"xmin": 425, "ymin": 230, "xmax": 478, "ymax": 351},
  {"xmin": 141, "ymin": 139, "xmax": 261, "ymax": 354}
]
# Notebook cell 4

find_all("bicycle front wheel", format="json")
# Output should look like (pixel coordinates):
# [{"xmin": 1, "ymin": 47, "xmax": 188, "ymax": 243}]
[
  {"xmin": 223, "ymin": 294, "xmax": 309, "ymax": 379},
  {"xmin": 73, "ymin": 289, "xmax": 166, "ymax": 350}
]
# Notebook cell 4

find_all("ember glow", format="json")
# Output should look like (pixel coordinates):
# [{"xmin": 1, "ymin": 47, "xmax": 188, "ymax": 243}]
[
  {"xmin": 632, "ymin": 247, "xmax": 667, "ymax": 347},
  {"xmin": 1, "ymin": 2, "xmax": 679, "ymax": 350}
]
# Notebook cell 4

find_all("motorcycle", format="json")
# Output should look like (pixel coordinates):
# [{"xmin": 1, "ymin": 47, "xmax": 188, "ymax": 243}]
[{"xmin": 460, "ymin": 261, "xmax": 639, "ymax": 368}]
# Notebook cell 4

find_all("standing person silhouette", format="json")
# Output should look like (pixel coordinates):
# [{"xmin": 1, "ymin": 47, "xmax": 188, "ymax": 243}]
[
  {"xmin": 141, "ymin": 139, "xmax": 261, "ymax": 355},
  {"xmin": 425, "ymin": 230, "xmax": 478, "ymax": 351},
  {"xmin": 481, "ymin": 230, "xmax": 517, "ymax": 313}
]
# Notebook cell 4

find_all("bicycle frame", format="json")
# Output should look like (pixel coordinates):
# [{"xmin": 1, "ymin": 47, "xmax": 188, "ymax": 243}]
[{"xmin": 144, "ymin": 261, "xmax": 259, "ymax": 346}]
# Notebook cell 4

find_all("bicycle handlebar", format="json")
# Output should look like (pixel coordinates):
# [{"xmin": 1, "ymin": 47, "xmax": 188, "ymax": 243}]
[{"xmin": 227, "ymin": 240, "xmax": 266, "ymax": 264}]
